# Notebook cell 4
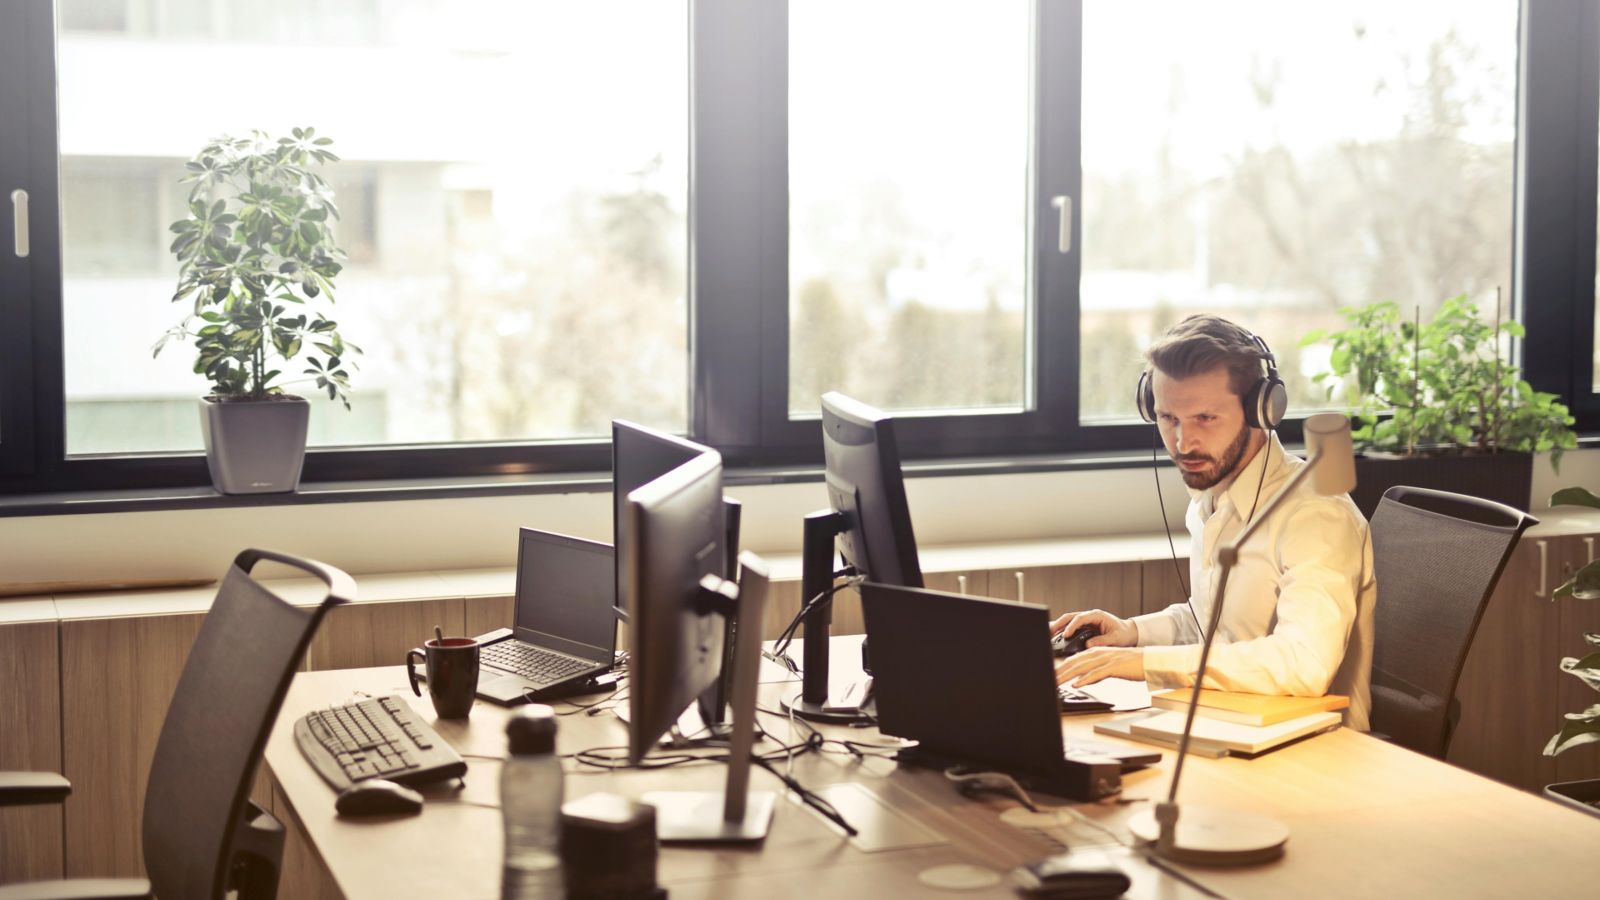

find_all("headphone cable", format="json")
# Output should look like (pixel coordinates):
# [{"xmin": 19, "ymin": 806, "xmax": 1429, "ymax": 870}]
[{"xmin": 1152, "ymin": 427, "xmax": 1202, "ymax": 634}]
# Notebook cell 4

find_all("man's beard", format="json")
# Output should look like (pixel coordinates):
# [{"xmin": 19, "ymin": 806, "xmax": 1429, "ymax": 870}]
[{"xmin": 1176, "ymin": 422, "xmax": 1253, "ymax": 490}]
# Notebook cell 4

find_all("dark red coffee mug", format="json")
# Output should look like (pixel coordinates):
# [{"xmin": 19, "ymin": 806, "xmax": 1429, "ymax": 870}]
[{"xmin": 406, "ymin": 637, "xmax": 480, "ymax": 719}]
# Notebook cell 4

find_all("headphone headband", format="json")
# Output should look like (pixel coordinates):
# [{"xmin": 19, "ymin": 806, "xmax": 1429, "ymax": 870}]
[{"xmin": 1135, "ymin": 330, "xmax": 1287, "ymax": 429}]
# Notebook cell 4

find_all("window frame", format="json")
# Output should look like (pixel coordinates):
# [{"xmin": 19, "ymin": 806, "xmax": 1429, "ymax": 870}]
[{"xmin": 0, "ymin": 0, "xmax": 1587, "ymax": 499}]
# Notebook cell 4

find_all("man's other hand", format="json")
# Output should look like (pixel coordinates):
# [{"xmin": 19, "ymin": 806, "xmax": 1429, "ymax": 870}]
[
  {"xmin": 1049, "ymin": 609, "xmax": 1137, "ymax": 648},
  {"xmin": 1055, "ymin": 647, "xmax": 1146, "ymax": 687}
]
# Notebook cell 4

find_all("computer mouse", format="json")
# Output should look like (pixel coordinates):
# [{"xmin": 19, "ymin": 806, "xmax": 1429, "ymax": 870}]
[
  {"xmin": 335, "ymin": 778, "xmax": 424, "ymax": 817},
  {"xmin": 1051, "ymin": 625, "xmax": 1099, "ymax": 659}
]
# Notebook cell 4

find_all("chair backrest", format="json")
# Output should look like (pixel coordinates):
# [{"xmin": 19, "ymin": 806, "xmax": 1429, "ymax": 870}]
[
  {"xmin": 141, "ymin": 549, "xmax": 354, "ymax": 899},
  {"xmin": 1368, "ymin": 485, "xmax": 1535, "ymax": 758}
]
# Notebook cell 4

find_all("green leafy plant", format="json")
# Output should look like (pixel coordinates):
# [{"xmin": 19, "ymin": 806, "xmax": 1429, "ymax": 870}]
[
  {"xmin": 1300, "ymin": 295, "xmax": 1574, "ymax": 464},
  {"xmin": 155, "ymin": 127, "xmax": 360, "ymax": 408},
  {"xmin": 1545, "ymin": 486, "xmax": 1600, "ymax": 757}
]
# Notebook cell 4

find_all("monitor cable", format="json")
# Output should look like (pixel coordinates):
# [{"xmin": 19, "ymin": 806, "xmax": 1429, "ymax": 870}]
[{"xmin": 766, "ymin": 569, "xmax": 864, "ymax": 670}]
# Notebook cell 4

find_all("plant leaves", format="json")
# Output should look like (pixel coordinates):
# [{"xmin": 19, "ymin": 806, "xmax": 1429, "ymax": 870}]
[
  {"xmin": 1551, "ymin": 487, "xmax": 1600, "ymax": 511},
  {"xmin": 1553, "ymin": 560, "xmax": 1600, "ymax": 601},
  {"xmin": 1558, "ymin": 652, "xmax": 1600, "ymax": 693},
  {"xmin": 1543, "ymin": 703, "xmax": 1600, "ymax": 756}
]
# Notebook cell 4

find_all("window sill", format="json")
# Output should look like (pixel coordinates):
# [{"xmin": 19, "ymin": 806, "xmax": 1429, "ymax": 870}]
[{"xmin": 0, "ymin": 446, "xmax": 1170, "ymax": 518}]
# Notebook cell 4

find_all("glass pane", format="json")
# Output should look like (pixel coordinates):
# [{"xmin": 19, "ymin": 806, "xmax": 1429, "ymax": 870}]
[
  {"xmin": 1080, "ymin": 2, "xmax": 1518, "ymax": 421},
  {"xmin": 58, "ymin": 1, "xmax": 688, "ymax": 455},
  {"xmin": 788, "ymin": 1, "xmax": 1030, "ymax": 416}
]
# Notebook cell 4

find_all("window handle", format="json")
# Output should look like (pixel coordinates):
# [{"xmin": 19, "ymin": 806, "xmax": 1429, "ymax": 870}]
[
  {"xmin": 1586, "ymin": 537, "xmax": 1594, "ymax": 565},
  {"xmin": 10, "ymin": 190, "xmax": 26, "ymax": 258},
  {"xmin": 1051, "ymin": 195, "xmax": 1071, "ymax": 254},
  {"xmin": 1015, "ymin": 571, "xmax": 1025, "ymax": 603},
  {"xmin": 957, "ymin": 574, "xmax": 968, "ymax": 595}
]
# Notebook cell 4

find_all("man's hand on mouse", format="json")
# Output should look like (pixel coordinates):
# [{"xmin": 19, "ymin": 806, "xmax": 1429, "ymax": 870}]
[
  {"xmin": 1050, "ymin": 609, "xmax": 1142, "ymax": 686},
  {"xmin": 1049, "ymin": 609, "xmax": 1138, "ymax": 647}
]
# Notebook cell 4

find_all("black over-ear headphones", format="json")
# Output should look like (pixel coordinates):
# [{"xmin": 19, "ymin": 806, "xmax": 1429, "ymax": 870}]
[{"xmin": 1135, "ymin": 331, "xmax": 1287, "ymax": 430}]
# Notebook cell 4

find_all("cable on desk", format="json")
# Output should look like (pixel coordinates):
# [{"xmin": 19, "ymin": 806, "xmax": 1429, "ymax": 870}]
[{"xmin": 768, "ymin": 570, "xmax": 863, "ymax": 667}]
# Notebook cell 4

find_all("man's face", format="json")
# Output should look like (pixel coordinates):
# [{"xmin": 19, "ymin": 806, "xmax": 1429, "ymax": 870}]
[{"xmin": 1151, "ymin": 365, "xmax": 1259, "ymax": 490}]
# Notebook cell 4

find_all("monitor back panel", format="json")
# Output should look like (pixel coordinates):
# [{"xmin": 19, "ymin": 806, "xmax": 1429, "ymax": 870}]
[{"xmin": 861, "ymin": 583, "xmax": 1066, "ymax": 775}]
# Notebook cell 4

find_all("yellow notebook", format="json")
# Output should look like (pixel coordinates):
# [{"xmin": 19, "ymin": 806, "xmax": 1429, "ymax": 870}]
[{"xmin": 1150, "ymin": 689, "xmax": 1349, "ymax": 727}]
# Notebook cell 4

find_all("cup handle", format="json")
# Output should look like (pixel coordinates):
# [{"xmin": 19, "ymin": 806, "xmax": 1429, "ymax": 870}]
[{"xmin": 406, "ymin": 648, "xmax": 425, "ymax": 697}]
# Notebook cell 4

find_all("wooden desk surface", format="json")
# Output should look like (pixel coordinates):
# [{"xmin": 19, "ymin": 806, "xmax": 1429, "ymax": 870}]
[{"xmin": 265, "ymin": 655, "xmax": 1600, "ymax": 900}]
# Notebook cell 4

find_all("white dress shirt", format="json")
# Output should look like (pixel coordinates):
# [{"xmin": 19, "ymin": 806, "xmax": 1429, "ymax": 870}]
[{"xmin": 1132, "ymin": 433, "xmax": 1376, "ymax": 731}]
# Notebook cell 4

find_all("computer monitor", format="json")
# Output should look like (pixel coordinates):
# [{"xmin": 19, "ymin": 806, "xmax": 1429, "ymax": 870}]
[
  {"xmin": 821, "ymin": 392, "xmax": 924, "ymax": 588},
  {"xmin": 612, "ymin": 420, "xmax": 741, "ymax": 730},
  {"xmin": 784, "ymin": 393, "xmax": 925, "ymax": 723},
  {"xmin": 621, "ymin": 449, "xmax": 774, "ymax": 841}
]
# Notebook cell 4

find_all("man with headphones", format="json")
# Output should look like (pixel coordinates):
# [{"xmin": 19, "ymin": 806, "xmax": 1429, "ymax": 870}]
[{"xmin": 1052, "ymin": 314, "xmax": 1376, "ymax": 730}]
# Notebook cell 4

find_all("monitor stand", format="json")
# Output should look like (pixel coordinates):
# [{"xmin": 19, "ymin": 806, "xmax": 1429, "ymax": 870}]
[
  {"xmin": 642, "ymin": 554, "xmax": 776, "ymax": 843},
  {"xmin": 779, "ymin": 509, "xmax": 875, "ymax": 725}
]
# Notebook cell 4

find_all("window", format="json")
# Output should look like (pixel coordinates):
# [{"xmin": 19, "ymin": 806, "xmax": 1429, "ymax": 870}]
[
  {"xmin": 787, "ymin": 1, "xmax": 1030, "ymax": 416},
  {"xmin": 1080, "ymin": 1, "xmax": 1518, "ymax": 421},
  {"xmin": 4, "ymin": 0, "xmax": 1598, "ymax": 495},
  {"xmin": 55, "ymin": 0, "xmax": 689, "ymax": 456}
]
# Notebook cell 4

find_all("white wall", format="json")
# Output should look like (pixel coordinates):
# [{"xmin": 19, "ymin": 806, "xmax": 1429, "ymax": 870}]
[{"xmin": 3, "ymin": 447, "xmax": 1591, "ymax": 585}]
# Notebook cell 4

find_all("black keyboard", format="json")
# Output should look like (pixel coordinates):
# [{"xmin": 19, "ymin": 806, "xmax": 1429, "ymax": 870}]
[
  {"xmin": 482, "ymin": 641, "xmax": 597, "ymax": 684},
  {"xmin": 294, "ymin": 695, "xmax": 467, "ymax": 791},
  {"xmin": 1058, "ymin": 685, "xmax": 1114, "ymax": 713}
]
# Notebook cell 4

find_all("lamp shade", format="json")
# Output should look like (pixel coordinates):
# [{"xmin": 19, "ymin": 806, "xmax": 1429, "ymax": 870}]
[{"xmin": 1303, "ymin": 413, "xmax": 1356, "ymax": 496}]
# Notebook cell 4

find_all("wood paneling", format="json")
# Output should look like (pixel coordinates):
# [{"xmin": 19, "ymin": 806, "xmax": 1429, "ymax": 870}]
[
  {"xmin": 60, "ymin": 613, "xmax": 206, "ymax": 877},
  {"xmin": 307, "ymin": 599, "xmax": 465, "ymax": 671},
  {"xmin": 1140, "ymin": 557, "xmax": 1192, "ymax": 617},
  {"xmin": 921, "ymin": 570, "xmax": 988, "ymax": 599},
  {"xmin": 0, "ymin": 620, "xmax": 64, "ymax": 882},
  {"xmin": 462, "ymin": 594, "xmax": 514, "ymax": 638},
  {"xmin": 272, "ymin": 780, "xmax": 343, "ymax": 900},
  {"xmin": 993, "ymin": 563, "xmax": 1141, "ymax": 623},
  {"xmin": 1448, "ymin": 538, "xmax": 1564, "ymax": 791}
]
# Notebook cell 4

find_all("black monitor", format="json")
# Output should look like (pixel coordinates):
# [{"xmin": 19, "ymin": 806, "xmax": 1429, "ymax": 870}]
[
  {"xmin": 821, "ymin": 392, "xmax": 924, "ymax": 588},
  {"xmin": 612, "ymin": 420, "xmax": 741, "ymax": 731},
  {"xmin": 621, "ymin": 450, "xmax": 775, "ymax": 841},
  {"xmin": 785, "ymin": 392, "xmax": 924, "ymax": 723}
]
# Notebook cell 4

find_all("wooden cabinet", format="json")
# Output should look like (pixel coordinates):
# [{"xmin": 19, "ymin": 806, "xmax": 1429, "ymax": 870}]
[
  {"xmin": 0, "ymin": 619, "xmax": 64, "ymax": 882},
  {"xmin": 1554, "ymin": 536, "xmax": 1600, "ymax": 786},
  {"xmin": 60, "ymin": 613, "xmax": 206, "ymax": 877},
  {"xmin": 307, "ymin": 598, "xmax": 465, "ymax": 671}
]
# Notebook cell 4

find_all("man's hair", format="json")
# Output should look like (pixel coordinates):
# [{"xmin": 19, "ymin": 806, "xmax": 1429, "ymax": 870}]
[{"xmin": 1144, "ymin": 314, "xmax": 1265, "ymax": 399}]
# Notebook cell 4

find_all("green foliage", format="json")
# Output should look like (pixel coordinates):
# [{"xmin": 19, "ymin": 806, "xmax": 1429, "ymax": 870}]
[
  {"xmin": 1544, "ymin": 497, "xmax": 1600, "ymax": 758},
  {"xmin": 154, "ymin": 127, "xmax": 360, "ymax": 408},
  {"xmin": 1301, "ymin": 296, "xmax": 1574, "ymax": 465}
]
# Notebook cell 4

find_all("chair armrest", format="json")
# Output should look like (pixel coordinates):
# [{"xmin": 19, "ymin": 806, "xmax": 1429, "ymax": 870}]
[
  {"xmin": 0, "ymin": 878, "xmax": 151, "ymax": 900},
  {"xmin": 0, "ymin": 772, "xmax": 71, "ymax": 808}
]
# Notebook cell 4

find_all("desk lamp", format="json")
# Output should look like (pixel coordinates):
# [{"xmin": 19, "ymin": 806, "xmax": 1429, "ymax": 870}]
[{"xmin": 1127, "ymin": 413, "xmax": 1356, "ymax": 866}]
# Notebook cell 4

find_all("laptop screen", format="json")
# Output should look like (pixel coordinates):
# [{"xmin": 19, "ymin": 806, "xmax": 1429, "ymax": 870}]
[{"xmin": 513, "ymin": 529, "xmax": 617, "ymax": 662}]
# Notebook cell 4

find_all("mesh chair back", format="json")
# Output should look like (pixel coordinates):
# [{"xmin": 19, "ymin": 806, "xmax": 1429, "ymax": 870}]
[
  {"xmin": 1369, "ymin": 486, "xmax": 1535, "ymax": 758},
  {"xmin": 141, "ymin": 549, "xmax": 353, "ymax": 899}
]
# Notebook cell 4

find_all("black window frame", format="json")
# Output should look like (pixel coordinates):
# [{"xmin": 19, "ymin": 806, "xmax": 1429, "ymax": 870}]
[{"xmin": 2, "ymin": 0, "xmax": 1593, "ymax": 499}]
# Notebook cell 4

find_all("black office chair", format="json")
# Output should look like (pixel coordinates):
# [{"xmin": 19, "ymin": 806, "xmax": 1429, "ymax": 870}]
[
  {"xmin": 0, "ymin": 549, "xmax": 354, "ymax": 900},
  {"xmin": 1368, "ymin": 485, "xmax": 1536, "ymax": 759}
]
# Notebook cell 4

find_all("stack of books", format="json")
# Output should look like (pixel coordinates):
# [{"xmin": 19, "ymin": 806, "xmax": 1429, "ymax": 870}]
[{"xmin": 1093, "ymin": 689, "xmax": 1348, "ymax": 758}]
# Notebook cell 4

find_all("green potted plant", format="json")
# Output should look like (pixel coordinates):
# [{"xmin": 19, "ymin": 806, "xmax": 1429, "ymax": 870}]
[
  {"xmin": 1542, "ymin": 486, "xmax": 1600, "ymax": 818},
  {"xmin": 155, "ymin": 127, "xmax": 359, "ymax": 494},
  {"xmin": 1300, "ymin": 295, "xmax": 1575, "ymax": 516}
]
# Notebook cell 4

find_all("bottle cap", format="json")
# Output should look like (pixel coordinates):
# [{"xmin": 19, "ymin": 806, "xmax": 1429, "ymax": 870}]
[{"xmin": 506, "ymin": 703, "xmax": 558, "ymax": 755}]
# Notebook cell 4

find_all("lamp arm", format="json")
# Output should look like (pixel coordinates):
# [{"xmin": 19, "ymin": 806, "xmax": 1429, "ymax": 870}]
[{"xmin": 1162, "ymin": 449, "xmax": 1323, "ymax": 810}]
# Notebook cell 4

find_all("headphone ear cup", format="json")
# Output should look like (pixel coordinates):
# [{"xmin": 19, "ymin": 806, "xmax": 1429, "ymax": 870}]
[
  {"xmin": 1262, "ymin": 376, "xmax": 1288, "ymax": 429},
  {"xmin": 1136, "ymin": 370, "xmax": 1156, "ymax": 423},
  {"xmin": 1241, "ymin": 379, "xmax": 1265, "ymax": 430}
]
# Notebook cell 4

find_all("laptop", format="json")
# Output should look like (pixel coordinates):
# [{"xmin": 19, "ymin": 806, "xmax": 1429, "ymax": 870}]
[
  {"xmin": 474, "ymin": 528, "xmax": 618, "ymax": 705},
  {"xmin": 860, "ymin": 582, "xmax": 1158, "ymax": 801}
]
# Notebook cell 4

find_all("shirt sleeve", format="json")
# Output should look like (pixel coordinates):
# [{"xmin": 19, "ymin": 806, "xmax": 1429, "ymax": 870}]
[
  {"xmin": 1132, "ymin": 601, "xmax": 1201, "ymax": 648},
  {"xmin": 1141, "ymin": 497, "xmax": 1366, "ymax": 695}
]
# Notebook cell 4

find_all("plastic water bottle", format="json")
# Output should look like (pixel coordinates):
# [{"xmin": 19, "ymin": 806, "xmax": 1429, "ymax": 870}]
[{"xmin": 501, "ymin": 704, "xmax": 565, "ymax": 900}]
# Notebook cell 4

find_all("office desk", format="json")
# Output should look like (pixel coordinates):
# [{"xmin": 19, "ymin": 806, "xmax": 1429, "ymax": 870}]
[{"xmin": 264, "ymin": 647, "xmax": 1600, "ymax": 899}]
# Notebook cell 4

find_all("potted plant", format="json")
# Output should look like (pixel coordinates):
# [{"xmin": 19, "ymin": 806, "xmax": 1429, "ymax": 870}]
[
  {"xmin": 1542, "ymin": 486, "xmax": 1600, "ymax": 818},
  {"xmin": 1300, "ymin": 295, "xmax": 1575, "ymax": 516},
  {"xmin": 155, "ymin": 127, "xmax": 360, "ymax": 494}
]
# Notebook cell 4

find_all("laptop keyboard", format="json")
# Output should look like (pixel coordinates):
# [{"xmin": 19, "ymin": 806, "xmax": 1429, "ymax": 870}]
[{"xmin": 482, "ymin": 641, "xmax": 594, "ymax": 683}]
